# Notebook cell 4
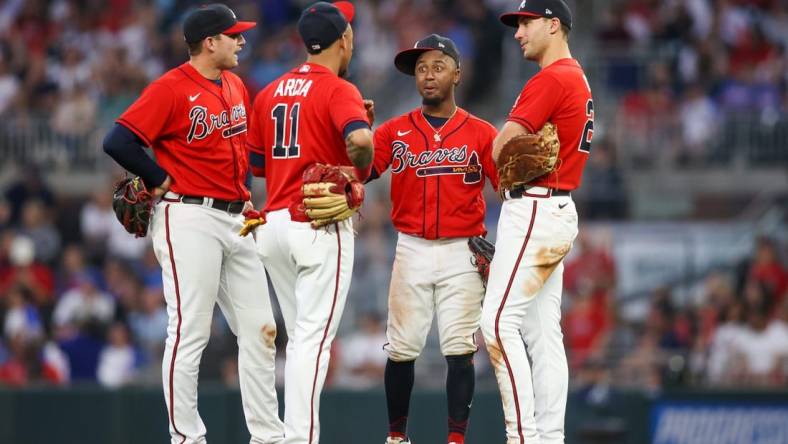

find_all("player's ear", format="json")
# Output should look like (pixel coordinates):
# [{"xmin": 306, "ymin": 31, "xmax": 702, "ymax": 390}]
[
  {"xmin": 549, "ymin": 17, "xmax": 561, "ymax": 35},
  {"xmin": 453, "ymin": 66, "xmax": 460, "ymax": 86},
  {"xmin": 204, "ymin": 35, "xmax": 218, "ymax": 53},
  {"xmin": 340, "ymin": 25, "xmax": 352, "ymax": 50}
]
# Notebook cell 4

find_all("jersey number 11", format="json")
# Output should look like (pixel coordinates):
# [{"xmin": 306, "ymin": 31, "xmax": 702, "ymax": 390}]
[{"xmin": 271, "ymin": 103, "xmax": 301, "ymax": 158}]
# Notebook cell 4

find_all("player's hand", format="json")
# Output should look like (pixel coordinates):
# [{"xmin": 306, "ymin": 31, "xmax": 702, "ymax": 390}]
[
  {"xmin": 152, "ymin": 176, "xmax": 172, "ymax": 198},
  {"xmin": 363, "ymin": 99, "xmax": 375, "ymax": 127}
]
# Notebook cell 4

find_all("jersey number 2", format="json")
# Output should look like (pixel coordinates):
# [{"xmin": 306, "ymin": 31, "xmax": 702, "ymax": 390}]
[
  {"xmin": 578, "ymin": 99, "xmax": 594, "ymax": 153},
  {"xmin": 272, "ymin": 103, "xmax": 300, "ymax": 158}
]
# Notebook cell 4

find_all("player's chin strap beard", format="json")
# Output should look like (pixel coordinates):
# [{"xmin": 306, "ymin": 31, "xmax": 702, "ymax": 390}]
[{"xmin": 422, "ymin": 95, "xmax": 444, "ymax": 107}]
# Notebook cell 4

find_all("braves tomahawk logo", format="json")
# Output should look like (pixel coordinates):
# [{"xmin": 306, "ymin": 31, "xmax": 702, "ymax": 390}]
[
  {"xmin": 187, "ymin": 104, "xmax": 247, "ymax": 143},
  {"xmin": 391, "ymin": 141, "xmax": 482, "ymax": 184}
]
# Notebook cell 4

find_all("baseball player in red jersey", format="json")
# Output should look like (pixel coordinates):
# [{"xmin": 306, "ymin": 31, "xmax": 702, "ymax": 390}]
[
  {"xmin": 479, "ymin": 1, "xmax": 594, "ymax": 443},
  {"xmin": 245, "ymin": 2, "xmax": 374, "ymax": 444},
  {"xmin": 370, "ymin": 35, "xmax": 498, "ymax": 444},
  {"xmin": 103, "ymin": 4, "xmax": 283, "ymax": 443}
]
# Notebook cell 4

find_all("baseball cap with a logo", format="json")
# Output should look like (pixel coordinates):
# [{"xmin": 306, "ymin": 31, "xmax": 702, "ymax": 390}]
[
  {"xmin": 298, "ymin": 1, "xmax": 355, "ymax": 54},
  {"xmin": 394, "ymin": 34, "xmax": 461, "ymax": 76},
  {"xmin": 183, "ymin": 3, "xmax": 256, "ymax": 43},
  {"xmin": 500, "ymin": 0, "xmax": 573, "ymax": 30}
]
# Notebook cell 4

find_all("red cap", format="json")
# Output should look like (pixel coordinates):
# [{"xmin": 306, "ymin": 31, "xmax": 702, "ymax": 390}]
[
  {"xmin": 333, "ymin": 1, "xmax": 355, "ymax": 23},
  {"xmin": 223, "ymin": 21, "xmax": 256, "ymax": 35}
]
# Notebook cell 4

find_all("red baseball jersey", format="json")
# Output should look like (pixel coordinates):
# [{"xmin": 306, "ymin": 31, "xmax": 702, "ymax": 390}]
[
  {"xmin": 117, "ymin": 62, "xmax": 252, "ymax": 201},
  {"xmin": 508, "ymin": 58, "xmax": 594, "ymax": 190},
  {"xmin": 247, "ymin": 62, "xmax": 369, "ymax": 212},
  {"xmin": 373, "ymin": 108, "xmax": 498, "ymax": 240}
]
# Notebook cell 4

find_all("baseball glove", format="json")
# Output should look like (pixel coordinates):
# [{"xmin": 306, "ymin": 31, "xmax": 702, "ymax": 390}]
[
  {"xmin": 239, "ymin": 209, "xmax": 266, "ymax": 237},
  {"xmin": 301, "ymin": 164, "xmax": 365, "ymax": 228},
  {"xmin": 496, "ymin": 122, "xmax": 560, "ymax": 191},
  {"xmin": 112, "ymin": 176, "xmax": 154, "ymax": 238},
  {"xmin": 468, "ymin": 236, "xmax": 495, "ymax": 287}
]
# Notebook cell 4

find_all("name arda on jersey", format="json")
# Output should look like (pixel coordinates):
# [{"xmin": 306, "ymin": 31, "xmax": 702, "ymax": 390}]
[
  {"xmin": 390, "ymin": 140, "xmax": 482, "ymax": 184},
  {"xmin": 187, "ymin": 104, "xmax": 247, "ymax": 143},
  {"xmin": 273, "ymin": 78, "xmax": 313, "ymax": 97}
]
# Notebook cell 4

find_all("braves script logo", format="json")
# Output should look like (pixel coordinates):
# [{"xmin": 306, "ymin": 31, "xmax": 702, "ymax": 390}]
[
  {"xmin": 391, "ymin": 141, "xmax": 482, "ymax": 184},
  {"xmin": 187, "ymin": 104, "xmax": 247, "ymax": 143}
]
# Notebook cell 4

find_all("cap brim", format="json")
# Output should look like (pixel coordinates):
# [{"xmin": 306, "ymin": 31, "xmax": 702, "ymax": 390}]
[
  {"xmin": 394, "ymin": 48, "xmax": 432, "ymax": 75},
  {"xmin": 499, "ymin": 12, "xmax": 542, "ymax": 28},
  {"xmin": 334, "ymin": 1, "xmax": 355, "ymax": 23},
  {"xmin": 223, "ymin": 21, "xmax": 256, "ymax": 34}
]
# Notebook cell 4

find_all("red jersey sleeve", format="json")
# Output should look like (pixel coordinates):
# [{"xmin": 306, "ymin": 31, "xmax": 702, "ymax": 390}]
[
  {"xmin": 116, "ymin": 81, "xmax": 176, "ymax": 146},
  {"xmin": 372, "ymin": 121, "xmax": 394, "ymax": 176},
  {"xmin": 329, "ymin": 81, "xmax": 369, "ymax": 133},
  {"xmin": 481, "ymin": 124, "xmax": 499, "ymax": 190},
  {"xmin": 507, "ymin": 72, "xmax": 562, "ymax": 133}
]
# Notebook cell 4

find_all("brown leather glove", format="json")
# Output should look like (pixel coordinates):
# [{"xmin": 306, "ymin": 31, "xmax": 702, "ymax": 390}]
[{"xmin": 496, "ymin": 122, "xmax": 560, "ymax": 190}]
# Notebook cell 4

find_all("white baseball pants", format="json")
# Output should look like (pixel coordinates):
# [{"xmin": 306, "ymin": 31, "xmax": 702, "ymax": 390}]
[
  {"xmin": 151, "ymin": 198, "xmax": 283, "ymax": 444},
  {"xmin": 255, "ymin": 209, "xmax": 355, "ymax": 444},
  {"xmin": 480, "ymin": 190, "xmax": 578, "ymax": 444},
  {"xmin": 385, "ymin": 233, "xmax": 484, "ymax": 361}
]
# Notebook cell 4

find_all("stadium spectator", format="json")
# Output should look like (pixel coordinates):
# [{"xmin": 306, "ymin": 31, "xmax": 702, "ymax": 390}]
[
  {"xmin": 18, "ymin": 199, "xmax": 61, "ymax": 265},
  {"xmin": 334, "ymin": 312, "xmax": 388, "ymax": 389},
  {"xmin": 0, "ymin": 234, "xmax": 55, "ymax": 306},
  {"xmin": 3, "ymin": 165, "xmax": 55, "ymax": 226},
  {"xmin": 97, "ymin": 322, "xmax": 138, "ymax": 388},
  {"xmin": 52, "ymin": 273, "xmax": 114, "ymax": 330},
  {"xmin": 3, "ymin": 285, "xmax": 44, "ymax": 343}
]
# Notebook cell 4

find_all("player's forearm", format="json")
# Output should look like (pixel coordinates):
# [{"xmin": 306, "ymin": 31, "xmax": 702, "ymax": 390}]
[
  {"xmin": 345, "ymin": 128, "xmax": 374, "ymax": 180},
  {"xmin": 493, "ymin": 121, "xmax": 531, "ymax": 163},
  {"xmin": 248, "ymin": 151, "xmax": 265, "ymax": 177},
  {"xmin": 103, "ymin": 123, "xmax": 168, "ymax": 188},
  {"xmin": 348, "ymin": 142, "xmax": 373, "ymax": 168}
]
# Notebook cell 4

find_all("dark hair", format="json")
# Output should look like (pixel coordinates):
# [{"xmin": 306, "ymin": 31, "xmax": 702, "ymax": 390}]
[
  {"xmin": 187, "ymin": 34, "xmax": 221, "ymax": 56},
  {"xmin": 561, "ymin": 24, "xmax": 571, "ymax": 40}
]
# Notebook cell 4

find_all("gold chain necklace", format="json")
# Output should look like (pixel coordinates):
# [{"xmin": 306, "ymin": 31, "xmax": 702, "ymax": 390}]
[{"xmin": 422, "ymin": 107, "xmax": 457, "ymax": 143}]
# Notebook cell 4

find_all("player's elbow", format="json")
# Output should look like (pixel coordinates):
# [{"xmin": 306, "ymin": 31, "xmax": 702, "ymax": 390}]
[
  {"xmin": 249, "ymin": 151, "xmax": 266, "ymax": 177},
  {"xmin": 345, "ymin": 128, "xmax": 374, "ymax": 169},
  {"xmin": 102, "ymin": 124, "xmax": 125, "ymax": 158}
]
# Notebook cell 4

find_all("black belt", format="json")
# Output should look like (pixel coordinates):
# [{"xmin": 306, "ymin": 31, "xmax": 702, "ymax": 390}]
[
  {"xmin": 507, "ymin": 186, "xmax": 570, "ymax": 199},
  {"xmin": 180, "ymin": 196, "xmax": 245, "ymax": 214}
]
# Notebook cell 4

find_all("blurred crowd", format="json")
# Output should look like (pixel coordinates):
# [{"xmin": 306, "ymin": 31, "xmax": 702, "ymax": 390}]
[
  {"xmin": 0, "ymin": 166, "xmax": 785, "ymax": 391},
  {"xmin": 1, "ymin": 0, "xmax": 784, "ymax": 169},
  {"xmin": 0, "ymin": 0, "xmax": 786, "ymax": 391},
  {"xmin": 0, "ymin": 0, "xmax": 508, "ymax": 135},
  {"xmin": 598, "ymin": 0, "xmax": 788, "ymax": 167},
  {"xmin": 565, "ymin": 233, "xmax": 788, "ymax": 394}
]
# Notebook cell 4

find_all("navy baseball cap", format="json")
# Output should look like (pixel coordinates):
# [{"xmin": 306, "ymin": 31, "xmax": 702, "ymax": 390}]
[
  {"xmin": 500, "ymin": 0, "xmax": 573, "ymax": 30},
  {"xmin": 298, "ymin": 1, "xmax": 355, "ymax": 54},
  {"xmin": 183, "ymin": 3, "xmax": 256, "ymax": 44},
  {"xmin": 394, "ymin": 34, "xmax": 460, "ymax": 76}
]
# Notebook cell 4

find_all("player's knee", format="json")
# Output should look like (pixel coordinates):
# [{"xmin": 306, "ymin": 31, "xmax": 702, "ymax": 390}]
[
  {"xmin": 259, "ymin": 323, "xmax": 277, "ymax": 350},
  {"xmin": 440, "ymin": 334, "xmax": 477, "ymax": 357},
  {"xmin": 175, "ymin": 329, "xmax": 212, "ymax": 361},
  {"xmin": 385, "ymin": 343, "xmax": 421, "ymax": 362},
  {"xmin": 479, "ymin": 308, "xmax": 497, "ymax": 343}
]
